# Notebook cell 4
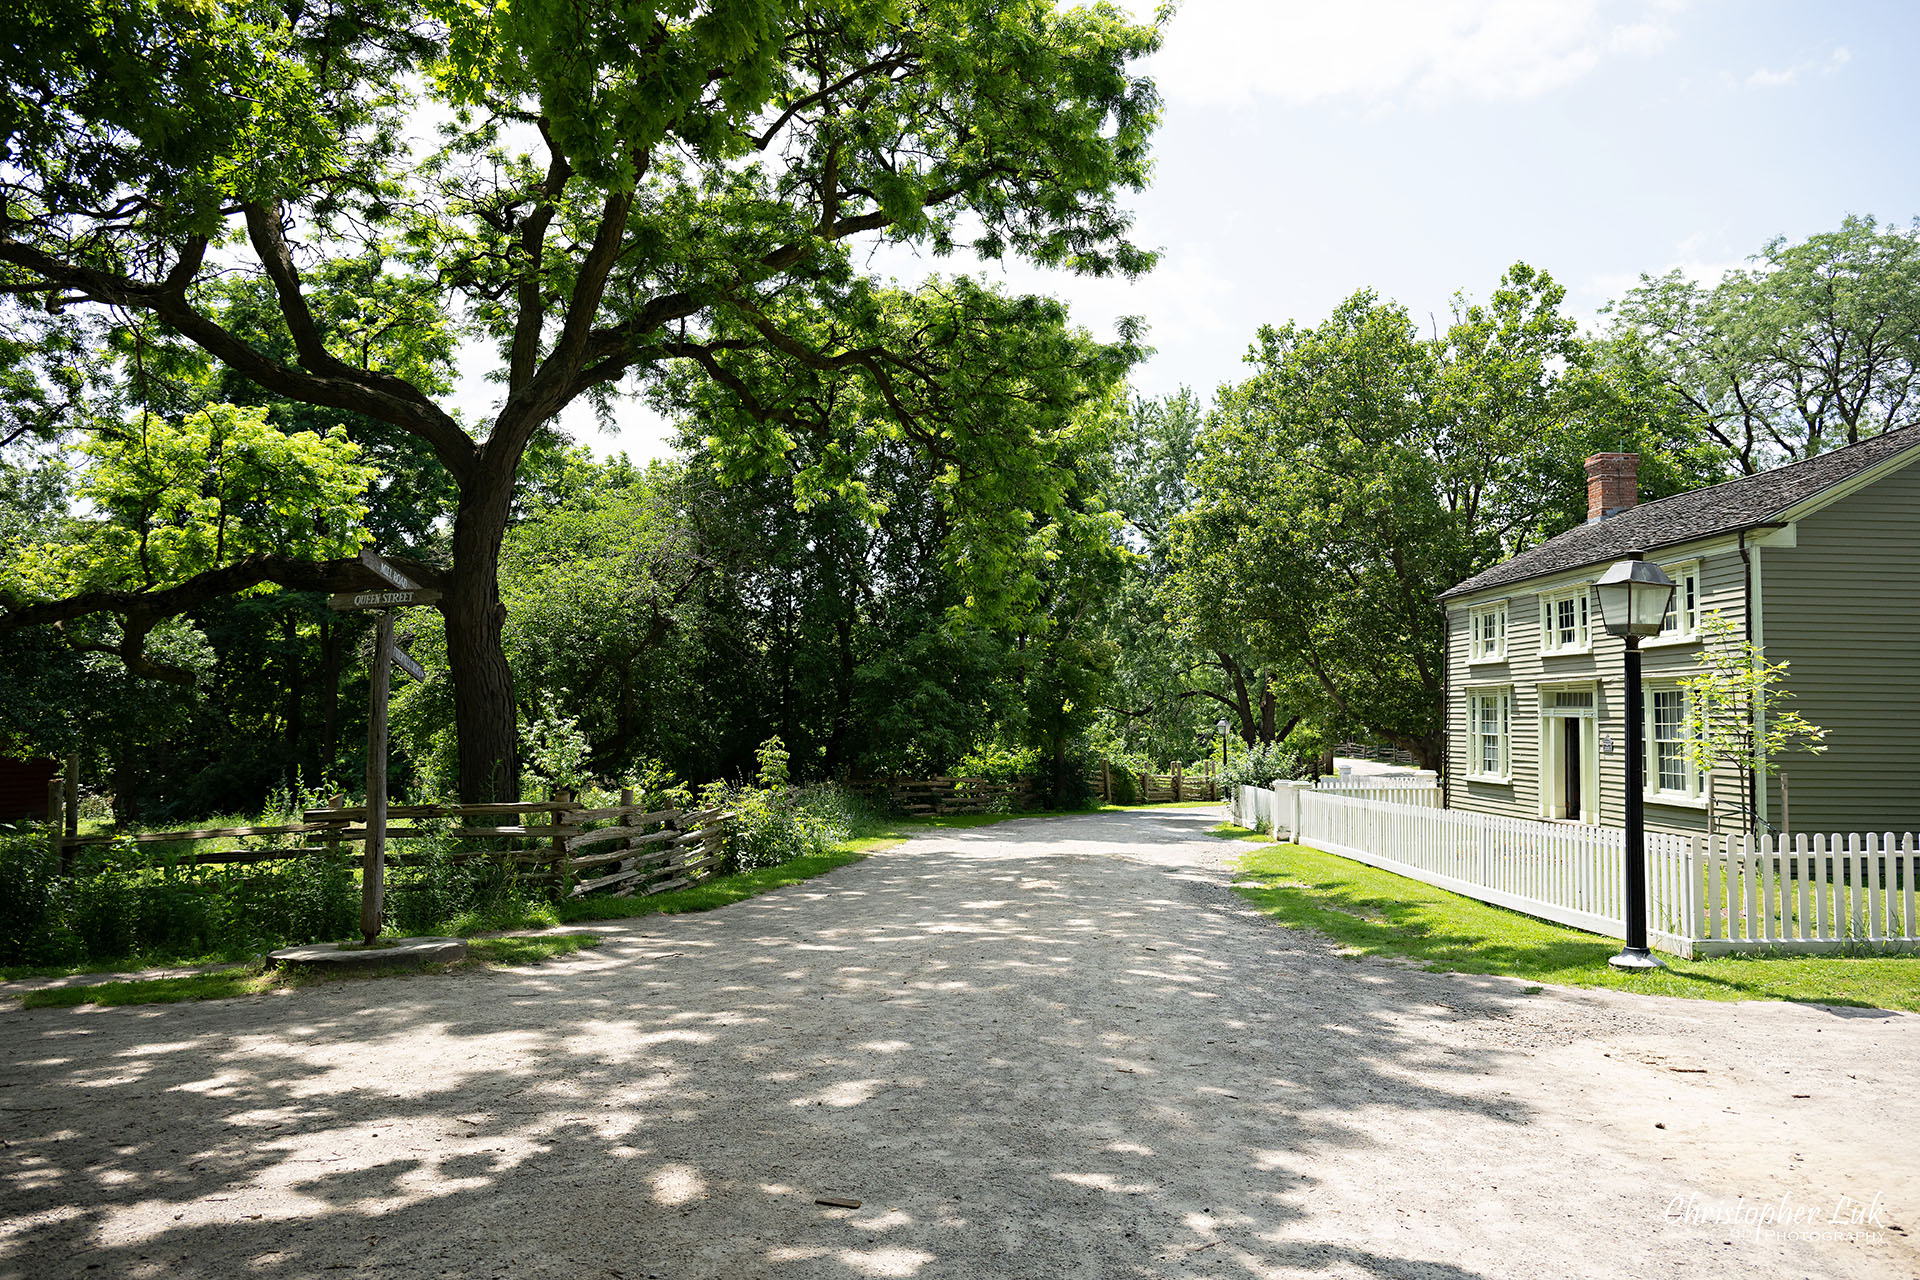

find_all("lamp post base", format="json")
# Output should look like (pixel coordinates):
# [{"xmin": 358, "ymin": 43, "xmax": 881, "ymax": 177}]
[{"xmin": 1607, "ymin": 947, "xmax": 1665, "ymax": 971}]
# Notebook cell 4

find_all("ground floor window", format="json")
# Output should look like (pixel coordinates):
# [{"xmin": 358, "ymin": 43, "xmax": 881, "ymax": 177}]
[
  {"xmin": 1643, "ymin": 685, "xmax": 1701, "ymax": 799},
  {"xmin": 1467, "ymin": 687, "xmax": 1511, "ymax": 781}
]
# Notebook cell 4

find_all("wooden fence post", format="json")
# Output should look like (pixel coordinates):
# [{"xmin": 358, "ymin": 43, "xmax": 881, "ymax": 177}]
[
  {"xmin": 63, "ymin": 754, "xmax": 79, "ymax": 841},
  {"xmin": 551, "ymin": 789, "xmax": 574, "ymax": 898},
  {"xmin": 47, "ymin": 777, "xmax": 67, "ymax": 873},
  {"xmin": 361, "ymin": 609, "xmax": 393, "ymax": 944},
  {"xmin": 1172, "ymin": 763, "xmax": 1182, "ymax": 803},
  {"xmin": 318, "ymin": 792, "xmax": 347, "ymax": 872},
  {"xmin": 1101, "ymin": 761, "xmax": 1111, "ymax": 803},
  {"xmin": 618, "ymin": 787, "xmax": 635, "ymax": 885}
]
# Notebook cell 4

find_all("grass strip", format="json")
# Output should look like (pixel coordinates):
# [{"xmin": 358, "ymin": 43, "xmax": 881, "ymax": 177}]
[
  {"xmin": 1233, "ymin": 842, "xmax": 1920, "ymax": 1012},
  {"xmin": 17, "ymin": 934, "xmax": 603, "ymax": 1010}
]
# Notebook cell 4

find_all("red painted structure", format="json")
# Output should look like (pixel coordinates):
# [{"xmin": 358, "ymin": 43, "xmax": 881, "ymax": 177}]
[{"xmin": 0, "ymin": 758, "xmax": 59, "ymax": 821}]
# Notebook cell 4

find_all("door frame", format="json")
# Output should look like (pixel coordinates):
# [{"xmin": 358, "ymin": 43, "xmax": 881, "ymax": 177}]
[{"xmin": 1538, "ymin": 682, "xmax": 1600, "ymax": 824}]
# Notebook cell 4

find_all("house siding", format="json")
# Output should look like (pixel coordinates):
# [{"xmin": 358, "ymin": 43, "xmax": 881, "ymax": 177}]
[
  {"xmin": 1759, "ymin": 458, "xmax": 1920, "ymax": 833},
  {"xmin": 1445, "ymin": 548, "xmax": 1748, "ymax": 835}
]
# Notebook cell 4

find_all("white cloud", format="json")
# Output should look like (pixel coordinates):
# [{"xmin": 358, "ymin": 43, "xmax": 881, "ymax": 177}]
[
  {"xmin": 1582, "ymin": 233, "xmax": 1749, "ymax": 321},
  {"xmin": 1136, "ymin": 0, "xmax": 1680, "ymax": 110},
  {"xmin": 1743, "ymin": 44, "xmax": 1851, "ymax": 90}
]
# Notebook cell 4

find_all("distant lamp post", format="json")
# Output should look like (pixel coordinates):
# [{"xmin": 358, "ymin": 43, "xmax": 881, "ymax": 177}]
[
  {"xmin": 1215, "ymin": 718, "xmax": 1231, "ymax": 772},
  {"xmin": 1593, "ymin": 556, "xmax": 1677, "ymax": 971}
]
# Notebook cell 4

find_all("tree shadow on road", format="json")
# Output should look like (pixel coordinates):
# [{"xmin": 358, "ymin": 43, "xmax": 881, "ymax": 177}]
[{"xmin": 1, "ymin": 817, "xmax": 1564, "ymax": 1280}]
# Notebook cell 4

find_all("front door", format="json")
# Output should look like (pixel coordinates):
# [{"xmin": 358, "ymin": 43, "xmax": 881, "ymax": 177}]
[{"xmin": 1564, "ymin": 716, "xmax": 1582, "ymax": 818}]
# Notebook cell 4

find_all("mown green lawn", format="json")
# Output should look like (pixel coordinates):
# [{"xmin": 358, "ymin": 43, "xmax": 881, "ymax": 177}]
[{"xmin": 1232, "ymin": 840, "xmax": 1920, "ymax": 1012}]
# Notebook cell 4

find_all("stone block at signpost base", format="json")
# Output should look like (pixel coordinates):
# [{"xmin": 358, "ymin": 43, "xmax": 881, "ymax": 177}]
[{"xmin": 268, "ymin": 937, "xmax": 468, "ymax": 971}]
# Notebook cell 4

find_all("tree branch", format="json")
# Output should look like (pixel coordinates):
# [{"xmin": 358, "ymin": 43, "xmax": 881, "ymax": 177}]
[{"xmin": 0, "ymin": 237, "xmax": 481, "ymax": 483}]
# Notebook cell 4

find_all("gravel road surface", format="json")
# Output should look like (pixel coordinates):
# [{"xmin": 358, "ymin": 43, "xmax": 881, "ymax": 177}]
[{"xmin": 2, "ymin": 807, "xmax": 1913, "ymax": 1280}]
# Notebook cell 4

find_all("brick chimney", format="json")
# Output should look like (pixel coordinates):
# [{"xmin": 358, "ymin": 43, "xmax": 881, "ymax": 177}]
[{"xmin": 1584, "ymin": 452, "xmax": 1639, "ymax": 522}]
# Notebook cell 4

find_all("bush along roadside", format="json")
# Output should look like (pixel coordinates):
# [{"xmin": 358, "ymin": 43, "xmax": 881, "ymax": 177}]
[{"xmin": 0, "ymin": 741, "xmax": 886, "ymax": 975}]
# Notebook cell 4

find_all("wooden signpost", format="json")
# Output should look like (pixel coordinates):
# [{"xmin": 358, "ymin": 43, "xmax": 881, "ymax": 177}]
[{"xmin": 328, "ymin": 550, "xmax": 435, "ymax": 943}]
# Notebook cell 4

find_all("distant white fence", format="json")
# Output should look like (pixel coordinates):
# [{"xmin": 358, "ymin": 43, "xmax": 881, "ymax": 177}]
[
  {"xmin": 1233, "ymin": 774, "xmax": 1439, "ymax": 840},
  {"xmin": 1286, "ymin": 790, "xmax": 1919, "ymax": 957}
]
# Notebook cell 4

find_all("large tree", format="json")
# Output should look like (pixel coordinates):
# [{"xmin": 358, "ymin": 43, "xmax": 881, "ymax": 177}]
[
  {"xmin": 1173, "ymin": 266, "xmax": 1715, "ymax": 766},
  {"xmin": 1097, "ymin": 390, "xmax": 1316, "ymax": 759},
  {"xmin": 1608, "ymin": 215, "xmax": 1920, "ymax": 473},
  {"xmin": 0, "ymin": 0, "xmax": 1160, "ymax": 800}
]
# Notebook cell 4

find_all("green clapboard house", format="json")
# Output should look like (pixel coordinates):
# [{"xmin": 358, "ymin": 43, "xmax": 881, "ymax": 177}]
[{"xmin": 1439, "ymin": 428, "xmax": 1920, "ymax": 836}]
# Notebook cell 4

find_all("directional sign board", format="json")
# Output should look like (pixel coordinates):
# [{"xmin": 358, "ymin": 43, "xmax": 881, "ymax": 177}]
[
  {"xmin": 328, "ymin": 587, "xmax": 442, "ymax": 612},
  {"xmin": 390, "ymin": 644, "xmax": 427, "ymax": 683},
  {"xmin": 358, "ymin": 547, "xmax": 420, "ymax": 591}
]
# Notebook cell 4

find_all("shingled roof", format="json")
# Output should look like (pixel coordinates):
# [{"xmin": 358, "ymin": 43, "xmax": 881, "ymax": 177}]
[{"xmin": 1440, "ymin": 426, "xmax": 1920, "ymax": 601}]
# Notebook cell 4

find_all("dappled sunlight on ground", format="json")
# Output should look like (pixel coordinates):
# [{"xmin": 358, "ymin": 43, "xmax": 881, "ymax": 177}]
[{"xmin": 1, "ymin": 806, "xmax": 1913, "ymax": 1279}]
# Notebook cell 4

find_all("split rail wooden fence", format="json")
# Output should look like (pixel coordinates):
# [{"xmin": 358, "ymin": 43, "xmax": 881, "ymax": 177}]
[
  {"xmin": 869, "ymin": 777, "xmax": 1045, "ymax": 816},
  {"xmin": 43, "ymin": 788, "xmax": 732, "ymax": 901},
  {"xmin": 1091, "ymin": 764, "xmax": 1219, "ymax": 805}
]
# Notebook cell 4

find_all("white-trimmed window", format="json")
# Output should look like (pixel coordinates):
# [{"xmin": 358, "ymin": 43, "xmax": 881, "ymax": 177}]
[
  {"xmin": 1469, "ymin": 602, "xmax": 1507, "ymax": 662},
  {"xmin": 1538, "ymin": 585, "xmax": 1591, "ymax": 654},
  {"xmin": 1655, "ymin": 561, "xmax": 1701, "ymax": 640},
  {"xmin": 1642, "ymin": 684, "xmax": 1703, "ymax": 800},
  {"xmin": 1467, "ymin": 687, "xmax": 1512, "ymax": 781}
]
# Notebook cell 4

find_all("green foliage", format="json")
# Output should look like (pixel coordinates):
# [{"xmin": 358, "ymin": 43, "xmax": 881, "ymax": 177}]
[
  {"xmin": 520, "ymin": 708, "xmax": 594, "ymax": 799},
  {"xmin": 5, "ymin": 404, "xmax": 374, "ymax": 599},
  {"xmin": 715, "ymin": 745, "xmax": 862, "ymax": 872},
  {"xmin": 954, "ymin": 743, "xmax": 1042, "ymax": 783},
  {"xmin": 754, "ymin": 735, "xmax": 791, "ymax": 789},
  {"xmin": 1608, "ymin": 215, "xmax": 1920, "ymax": 472},
  {"xmin": 3, "ymin": 0, "xmax": 1164, "ymax": 806},
  {"xmin": 0, "ymin": 825, "xmax": 63, "ymax": 964},
  {"xmin": 1220, "ymin": 741, "xmax": 1316, "ymax": 792},
  {"xmin": 0, "ymin": 837, "xmax": 362, "ymax": 969},
  {"xmin": 1172, "ymin": 265, "xmax": 1714, "ymax": 765}
]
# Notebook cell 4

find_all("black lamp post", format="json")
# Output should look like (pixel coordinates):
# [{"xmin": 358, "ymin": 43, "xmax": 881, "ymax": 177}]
[
  {"xmin": 1593, "ymin": 555, "xmax": 1677, "ymax": 971},
  {"xmin": 1216, "ymin": 718, "xmax": 1231, "ymax": 772}
]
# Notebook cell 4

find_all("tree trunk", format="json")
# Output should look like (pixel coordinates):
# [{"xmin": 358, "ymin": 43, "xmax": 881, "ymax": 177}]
[
  {"xmin": 823, "ymin": 607, "xmax": 854, "ymax": 779},
  {"xmin": 114, "ymin": 750, "xmax": 141, "ymax": 827},
  {"xmin": 1258, "ymin": 674, "xmax": 1276, "ymax": 745},
  {"xmin": 446, "ymin": 480, "xmax": 520, "ymax": 803}
]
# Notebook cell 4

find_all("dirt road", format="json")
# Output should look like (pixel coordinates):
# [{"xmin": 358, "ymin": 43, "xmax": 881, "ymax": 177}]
[{"xmin": 2, "ymin": 808, "xmax": 1912, "ymax": 1279}]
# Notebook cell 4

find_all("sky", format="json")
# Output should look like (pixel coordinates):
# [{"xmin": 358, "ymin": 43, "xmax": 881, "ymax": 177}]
[{"xmin": 482, "ymin": 0, "xmax": 1920, "ymax": 462}]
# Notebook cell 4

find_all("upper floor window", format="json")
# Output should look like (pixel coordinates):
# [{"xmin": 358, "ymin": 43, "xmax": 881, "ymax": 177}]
[
  {"xmin": 1655, "ymin": 561, "xmax": 1701, "ymax": 640},
  {"xmin": 1469, "ymin": 602, "xmax": 1507, "ymax": 662},
  {"xmin": 1538, "ymin": 585, "xmax": 1591, "ymax": 654}
]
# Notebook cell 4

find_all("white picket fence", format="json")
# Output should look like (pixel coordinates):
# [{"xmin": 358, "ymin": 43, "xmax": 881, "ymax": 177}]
[
  {"xmin": 1691, "ymin": 831, "xmax": 1920, "ymax": 956},
  {"xmin": 1284, "ymin": 789, "xmax": 1920, "ymax": 957},
  {"xmin": 1234, "ymin": 775, "xmax": 1441, "ymax": 842}
]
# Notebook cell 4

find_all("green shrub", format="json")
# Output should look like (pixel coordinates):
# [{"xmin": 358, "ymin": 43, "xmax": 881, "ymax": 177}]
[
  {"xmin": 711, "ymin": 740, "xmax": 857, "ymax": 872},
  {"xmin": 954, "ymin": 743, "xmax": 1041, "ymax": 783},
  {"xmin": 1221, "ymin": 741, "xmax": 1316, "ymax": 792},
  {"xmin": 1105, "ymin": 767, "xmax": 1140, "ymax": 805},
  {"xmin": 0, "ymin": 826, "xmax": 71, "ymax": 966}
]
